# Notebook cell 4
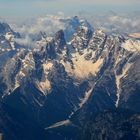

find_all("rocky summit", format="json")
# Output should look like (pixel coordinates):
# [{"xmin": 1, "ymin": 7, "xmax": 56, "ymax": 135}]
[{"xmin": 0, "ymin": 17, "xmax": 140, "ymax": 140}]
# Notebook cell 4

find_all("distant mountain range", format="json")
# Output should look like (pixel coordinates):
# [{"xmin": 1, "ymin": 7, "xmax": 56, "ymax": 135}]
[{"xmin": 0, "ymin": 16, "xmax": 140, "ymax": 140}]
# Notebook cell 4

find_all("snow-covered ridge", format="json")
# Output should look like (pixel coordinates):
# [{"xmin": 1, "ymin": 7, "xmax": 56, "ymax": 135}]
[
  {"xmin": 122, "ymin": 39, "xmax": 140, "ymax": 52},
  {"xmin": 61, "ymin": 50, "xmax": 104, "ymax": 79}
]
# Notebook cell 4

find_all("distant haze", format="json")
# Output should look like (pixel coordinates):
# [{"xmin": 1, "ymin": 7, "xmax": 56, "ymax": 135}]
[{"xmin": 0, "ymin": 0, "xmax": 140, "ymax": 18}]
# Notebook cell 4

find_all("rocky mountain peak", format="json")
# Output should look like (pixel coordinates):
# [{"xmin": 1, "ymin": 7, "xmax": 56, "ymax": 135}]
[
  {"xmin": 54, "ymin": 29, "xmax": 66, "ymax": 49},
  {"xmin": 70, "ymin": 25, "xmax": 93, "ymax": 49},
  {"xmin": 0, "ymin": 22, "xmax": 12, "ymax": 35}
]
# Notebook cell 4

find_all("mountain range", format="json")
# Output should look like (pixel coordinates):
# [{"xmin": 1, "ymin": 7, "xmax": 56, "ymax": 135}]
[{"xmin": 0, "ymin": 16, "xmax": 140, "ymax": 140}]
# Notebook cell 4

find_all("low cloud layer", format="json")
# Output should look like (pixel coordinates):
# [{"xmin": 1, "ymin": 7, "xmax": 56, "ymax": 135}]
[
  {"xmin": 15, "ymin": 36, "xmax": 37, "ymax": 48},
  {"xmin": 12, "ymin": 14, "xmax": 65, "ymax": 37},
  {"xmin": 80, "ymin": 11, "xmax": 140, "ymax": 34},
  {"xmin": 9, "ymin": 12, "xmax": 140, "ymax": 47},
  {"xmin": 12, "ymin": 12, "xmax": 140, "ymax": 35}
]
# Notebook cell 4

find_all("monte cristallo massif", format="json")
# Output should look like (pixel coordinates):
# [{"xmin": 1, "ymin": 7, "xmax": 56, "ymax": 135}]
[{"xmin": 0, "ymin": 16, "xmax": 140, "ymax": 140}]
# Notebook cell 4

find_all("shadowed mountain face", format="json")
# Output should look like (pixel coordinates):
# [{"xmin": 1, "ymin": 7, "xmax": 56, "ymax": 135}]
[{"xmin": 0, "ymin": 17, "xmax": 140, "ymax": 140}]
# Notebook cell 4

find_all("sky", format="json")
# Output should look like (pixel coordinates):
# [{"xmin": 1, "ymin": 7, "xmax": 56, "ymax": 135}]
[{"xmin": 0, "ymin": 0, "xmax": 140, "ymax": 18}]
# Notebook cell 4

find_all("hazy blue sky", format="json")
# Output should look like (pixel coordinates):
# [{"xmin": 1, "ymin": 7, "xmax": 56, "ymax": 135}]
[{"xmin": 0, "ymin": 0, "xmax": 140, "ymax": 18}]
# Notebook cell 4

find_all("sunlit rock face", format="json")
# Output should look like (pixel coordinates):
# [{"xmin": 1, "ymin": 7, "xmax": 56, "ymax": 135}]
[{"xmin": 0, "ymin": 17, "xmax": 140, "ymax": 140}]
